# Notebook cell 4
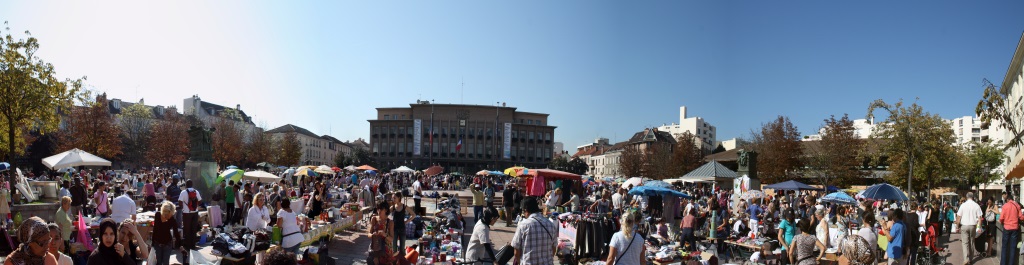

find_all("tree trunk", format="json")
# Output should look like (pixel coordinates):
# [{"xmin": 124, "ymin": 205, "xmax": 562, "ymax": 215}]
[{"xmin": 6, "ymin": 115, "xmax": 15, "ymax": 168}]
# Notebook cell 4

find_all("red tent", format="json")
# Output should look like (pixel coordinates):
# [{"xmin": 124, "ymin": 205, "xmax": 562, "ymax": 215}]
[{"xmin": 527, "ymin": 169, "xmax": 582, "ymax": 181}]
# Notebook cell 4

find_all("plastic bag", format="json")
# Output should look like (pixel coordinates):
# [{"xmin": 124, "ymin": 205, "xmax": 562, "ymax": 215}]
[{"xmin": 76, "ymin": 211, "xmax": 94, "ymax": 252}]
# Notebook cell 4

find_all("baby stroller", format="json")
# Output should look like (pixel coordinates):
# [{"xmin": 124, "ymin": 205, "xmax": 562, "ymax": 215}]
[{"xmin": 916, "ymin": 224, "xmax": 946, "ymax": 265}]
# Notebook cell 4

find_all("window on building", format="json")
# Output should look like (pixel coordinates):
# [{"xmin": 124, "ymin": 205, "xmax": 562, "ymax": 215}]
[
  {"xmin": 527, "ymin": 120, "xmax": 533, "ymax": 125},
  {"xmin": 529, "ymin": 132, "xmax": 534, "ymax": 140},
  {"xmin": 383, "ymin": 115, "xmax": 389, "ymax": 120},
  {"xmin": 545, "ymin": 133, "xmax": 551, "ymax": 141},
  {"xmin": 373, "ymin": 143, "xmax": 379, "ymax": 152},
  {"xmin": 401, "ymin": 115, "xmax": 406, "ymax": 119}
]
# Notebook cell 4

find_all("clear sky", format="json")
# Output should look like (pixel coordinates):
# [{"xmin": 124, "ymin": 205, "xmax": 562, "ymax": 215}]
[{"xmin": 2, "ymin": 1, "xmax": 1024, "ymax": 149}]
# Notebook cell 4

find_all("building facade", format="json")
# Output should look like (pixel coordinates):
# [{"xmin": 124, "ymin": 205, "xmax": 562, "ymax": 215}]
[
  {"xmin": 266, "ymin": 124, "xmax": 348, "ymax": 167},
  {"xmin": 802, "ymin": 118, "xmax": 877, "ymax": 141},
  {"xmin": 949, "ymin": 116, "xmax": 984, "ymax": 145},
  {"xmin": 657, "ymin": 106, "xmax": 716, "ymax": 154},
  {"xmin": 368, "ymin": 101, "xmax": 556, "ymax": 173}
]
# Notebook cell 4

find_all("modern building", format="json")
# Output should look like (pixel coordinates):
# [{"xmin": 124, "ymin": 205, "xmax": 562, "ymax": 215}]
[
  {"xmin": 657, "ymin": 106, "xmax": 716, "ymax": 154},
  {"xmin": 368, "ymin": 101, "xmax": 556, "ymax": 172},
  {"xmin": 949, "ymin": 116, "xmax": 984, "ymax": 145},
  {"xmin": 802, "ymin": 118, "xmax": 877, "ymax": 141},
  {"xmin": 266, "ymin": 124, "xmax": 348, "ymax": 167}
]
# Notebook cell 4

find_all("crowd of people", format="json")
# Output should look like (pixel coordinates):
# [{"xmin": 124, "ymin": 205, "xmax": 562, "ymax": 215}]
[
  {"xmin": 0, "ymin": 167, "xmax": 373, "ymax": 265},
  {"xmin": 350, "ymin": 171, "xmax": 1024, "ymax": 265}
]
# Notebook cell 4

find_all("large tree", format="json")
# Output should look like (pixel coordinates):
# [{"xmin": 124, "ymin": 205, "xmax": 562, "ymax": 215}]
[
  {"xmin": 119, "ymin": 102, "xmax": 153, "ymax": 168},
  {"xmin": 567, "ymin": 157, "xmax": 589, "ymax": 176},
  {"xmin": 0, "ymin": 24, "xmax": 85, "ymax": 165},
  {"xmin": 672, "ymin": 131, "xmax": 704, "ymax": 176},
  {"xmin": 146, "ymin": 111, "xmax": 189, "ymax": 167},
  {"xmin": 868, "ymin": 99, "xmax": 959, "ymax": 194},
  {"xmin": 275, "ymin": 131, "xmax": 302, "ymax": 166},
  {"xmin": 618, "ymin": 145, "xmax": 644, "ymax": 177},
  {"xmin": 961, "ymin": 141, "xmax": 1006, "ymax": 190},
  {"xmin": 56, "ymin": 94, "xmax": 123, "ymax": 160},
  {"xmin": 547, "ymin": 156, "xmax": 570, "ymax": 172},
  {"xmin": 242, "ymin": 127, "xmax": 275, "ymax": 168},
  {"xmin": 802, "ymin": 114, "xmax": 868, "ymax": 188},
  {"xmin": 210, "ymin": 118, "xmax": 245, "ymax": 166},
  {"xmin": 640, "ymin": 144, "xmax": 675, "ymax": 179},
  {"xmin": 749, "ymin": 116, "xmax": 803, "ymax": 184}
]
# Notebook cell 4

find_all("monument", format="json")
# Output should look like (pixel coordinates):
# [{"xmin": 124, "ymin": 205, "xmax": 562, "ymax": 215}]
[
  {"xmin": 736, "ymin": 149, "xmax": 760, "ymax": 190},
  {"xmin": 185, "ymin": 117, "xmax": 219, "ymax": 201}
]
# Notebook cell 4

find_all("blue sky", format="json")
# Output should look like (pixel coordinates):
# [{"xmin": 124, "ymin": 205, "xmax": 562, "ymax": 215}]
[{"xmin": 2, "ymin": 1, "xmax": 1023, "ymax": 149}]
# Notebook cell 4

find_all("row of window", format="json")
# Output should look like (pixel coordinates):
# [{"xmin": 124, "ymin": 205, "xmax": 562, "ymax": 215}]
[
  {"xmin": 370, "ymin": 126, "xmax": 552, "ymax": 141},
  {"xmin": 380, "ymin": 115, "xmax": 546, "ymax": 126},
  {"xmin": 370, "ymin": 142, "xmax": 553, "ymax": 159}
]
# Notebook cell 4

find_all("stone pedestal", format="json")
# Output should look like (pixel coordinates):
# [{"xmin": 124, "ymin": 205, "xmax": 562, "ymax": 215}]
[{"xmin": 186, "ymin": 160, "xmax": 219, "ymax": 201}]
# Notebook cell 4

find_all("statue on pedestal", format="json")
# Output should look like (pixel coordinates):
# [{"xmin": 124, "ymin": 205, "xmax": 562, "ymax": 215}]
[{"xmin": 187, "ymin": 118, "xmax": 216, "ymax": 162}]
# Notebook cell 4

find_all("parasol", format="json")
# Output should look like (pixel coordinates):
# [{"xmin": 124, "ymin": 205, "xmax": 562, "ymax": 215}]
[
  {"xmin": 424, "ymin": 166, "xmax": 444, "ymax": 176},
  {"xmin": 861, "ymin": 183, "xmax": 909, "ymax": 201}
]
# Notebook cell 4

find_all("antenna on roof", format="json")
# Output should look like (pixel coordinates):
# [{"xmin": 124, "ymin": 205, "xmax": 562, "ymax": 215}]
[{"xmin": 461, "ymin": 77, "xmax": 464, "ymax": 104}]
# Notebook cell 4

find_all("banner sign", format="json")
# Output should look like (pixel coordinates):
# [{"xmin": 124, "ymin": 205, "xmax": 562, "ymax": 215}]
[
  {"xmin": 503, "ymin": 123, "xmax": 512, "ymax": 159},
  {"xmin": 413, "ymin": 119, "xmax": 422, "ymax": 155}
]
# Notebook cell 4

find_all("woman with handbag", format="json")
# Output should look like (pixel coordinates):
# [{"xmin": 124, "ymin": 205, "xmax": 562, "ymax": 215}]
[
  {"xmin": 605, "ymin": 211, "xmax": 644, "ymax": 265},
  {"xmin": 276, "ymin": 197, "xmax": 303, "ymax": 256}
]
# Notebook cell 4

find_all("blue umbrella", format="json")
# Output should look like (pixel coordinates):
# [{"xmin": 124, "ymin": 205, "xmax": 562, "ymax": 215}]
[
  {"xmin": 821, "ymin": 191, "xmax": 858, "ymax": 205},
  {"xmin": 629, "ymin": 186, "xmax": 691, "ymax": 198},
  {"xmin": 0, "ymin": 162, "xmax": 9, "ymax": 172},
  {"xmin": 366, "ymin": 170, "xmax": 377, "ymax": 175},
  {"xmin": 488, "ymin": 170, "xmax": 505, "ymax": 176},
  {"xmin": 764, "ymin": 180, "xmax": 820, "ymax": 191},
  {"xmin": 227, "ymin": 165, "xmax": 239, "ymax": 169},
  {"xmin": 643, "ymin": 180, "xmax": 672, "ymax": 189},
  {"xmin": 861, "ymin": 183, "xmax": 909, "ymax": 201}
]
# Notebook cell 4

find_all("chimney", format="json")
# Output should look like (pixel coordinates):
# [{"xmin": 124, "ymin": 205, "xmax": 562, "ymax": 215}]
[
  {"xmin": 236, "ymin": 104, "xmax": 241, "ymax": 110},
  {"xmin": 502, "ymin": 102, "xmax": 506, "ymax": 107}
]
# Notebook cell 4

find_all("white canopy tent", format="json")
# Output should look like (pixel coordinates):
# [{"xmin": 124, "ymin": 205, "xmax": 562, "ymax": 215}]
[
  {"xmin": 391, "ymin": 166, "xmax": 415, "ymax": 173},
  {"xmin": 42, "ymin": 148, "xmax": 112, "ymax": 170},
  {"xmin": 243, "ymin": 170, "xmax": 282, "ymax": 183}
]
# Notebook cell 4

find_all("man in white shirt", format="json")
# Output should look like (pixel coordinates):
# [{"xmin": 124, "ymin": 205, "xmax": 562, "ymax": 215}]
[
  {"xmin": 110, "ymin": 191, "xmax": 137, "ymax": 223},
  {"xmin": 178, "ymin": 180, "xmax": 203, "ymax": 254},
  {"xmin": 412, "ymin": 179, "xmax": 423, "ymax": 215},
  {"xmin": 957, "ymin": 192, "xmax": 984, "ymax": 264},
  {"xmin": 611, "ymin": 188, "xmax": 624, "ymax": 214}
]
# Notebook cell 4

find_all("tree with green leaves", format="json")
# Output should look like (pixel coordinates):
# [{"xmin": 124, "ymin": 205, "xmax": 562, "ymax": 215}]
[
  {"xmin": 211, "ymin": 118, "xmax": 245, "ymax": 166},
  {"xmin": 119, "ymin": 102, "xmax": 153, "ymax": 167},
  {"xmin": 547, "ymin": 156, "xmax": 570, "ymax": 172},
  {"xmin": 868, "ymin": 99, "xmax": 959, "ymax": 194},
  {"xmin": 567, "ymin": 157, "xmax": 589, "ymax": 175},
  {"xmin": 333, "ymin": 151, "xmax": 349, "ymax": 167},
  {"xmin": 672, "ymin": 131, "xmax": 704, "ymax": 176},
  {"xmin": 275, "ymin": 131, "xmax": 302, "ymax": 166},
  {"xmin": 350, "ymin": 147, "xmax": 375, "ymax": 168},
  {"xmin": 802, "ymin": 114, "xmax": 868, "ymax": 188},
  {"xmin": 961, "ymin": 141, "xmax": 1006, "ymax": 190},
  {"xmin": 0, "ymin": 24, "xmax": 85, "ymax": 165},
  {"xmin": 750, "ymin": 116, "xmax": 803, "ymax": 184}
]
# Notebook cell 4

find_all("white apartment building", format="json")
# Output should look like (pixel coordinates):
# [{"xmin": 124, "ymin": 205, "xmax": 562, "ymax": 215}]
[
  {"xmin": 589, "ymin": 142, "xmax": 626, "ymax": 179},
  {"xmin": 573, "ymin": 138, "xmax": 612, "ymax": 176},
  {"xmin": 657, "ymin": 106, "xmax": 716, "ymax": 153},
  {"xmin": 949, "ymin": 116, "xmax": 984, "ymax": 145},
  {"xmin": 802, "ymin": 118, "xmax": 877, "ymax": 141}
]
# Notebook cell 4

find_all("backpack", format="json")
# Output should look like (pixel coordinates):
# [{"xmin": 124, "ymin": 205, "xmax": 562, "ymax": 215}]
[{"xmin": 187, "ymin": 190, "xmax": 200, "ymax": 211}]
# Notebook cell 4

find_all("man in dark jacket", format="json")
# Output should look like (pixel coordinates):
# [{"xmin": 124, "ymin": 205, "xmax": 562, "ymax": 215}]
[
  {"xmin": 69, "ymin": 177, "xmax": 87, "ymax": 216},
  {"xmin": 904, "ymin": 202, "xmax": 921, "ymax": 263},
  {"xmin": 503, "ymin": 183, "xmax": 518, "ymax": 227}
]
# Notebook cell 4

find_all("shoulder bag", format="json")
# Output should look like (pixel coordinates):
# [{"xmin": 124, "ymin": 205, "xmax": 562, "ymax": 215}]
[{"xmin": 615, "ymin": 232, "xmax": 638, "ymax": 265}]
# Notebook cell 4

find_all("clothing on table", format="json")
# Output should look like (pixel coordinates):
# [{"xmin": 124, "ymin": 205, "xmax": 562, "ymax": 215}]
[
  {"xmin": 207, "ymin": 205, "xmax": 223, "ymax": 227},
  {"xmin": 573, "ymin": 217, "xmax": 616, "ymax": 259}
]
